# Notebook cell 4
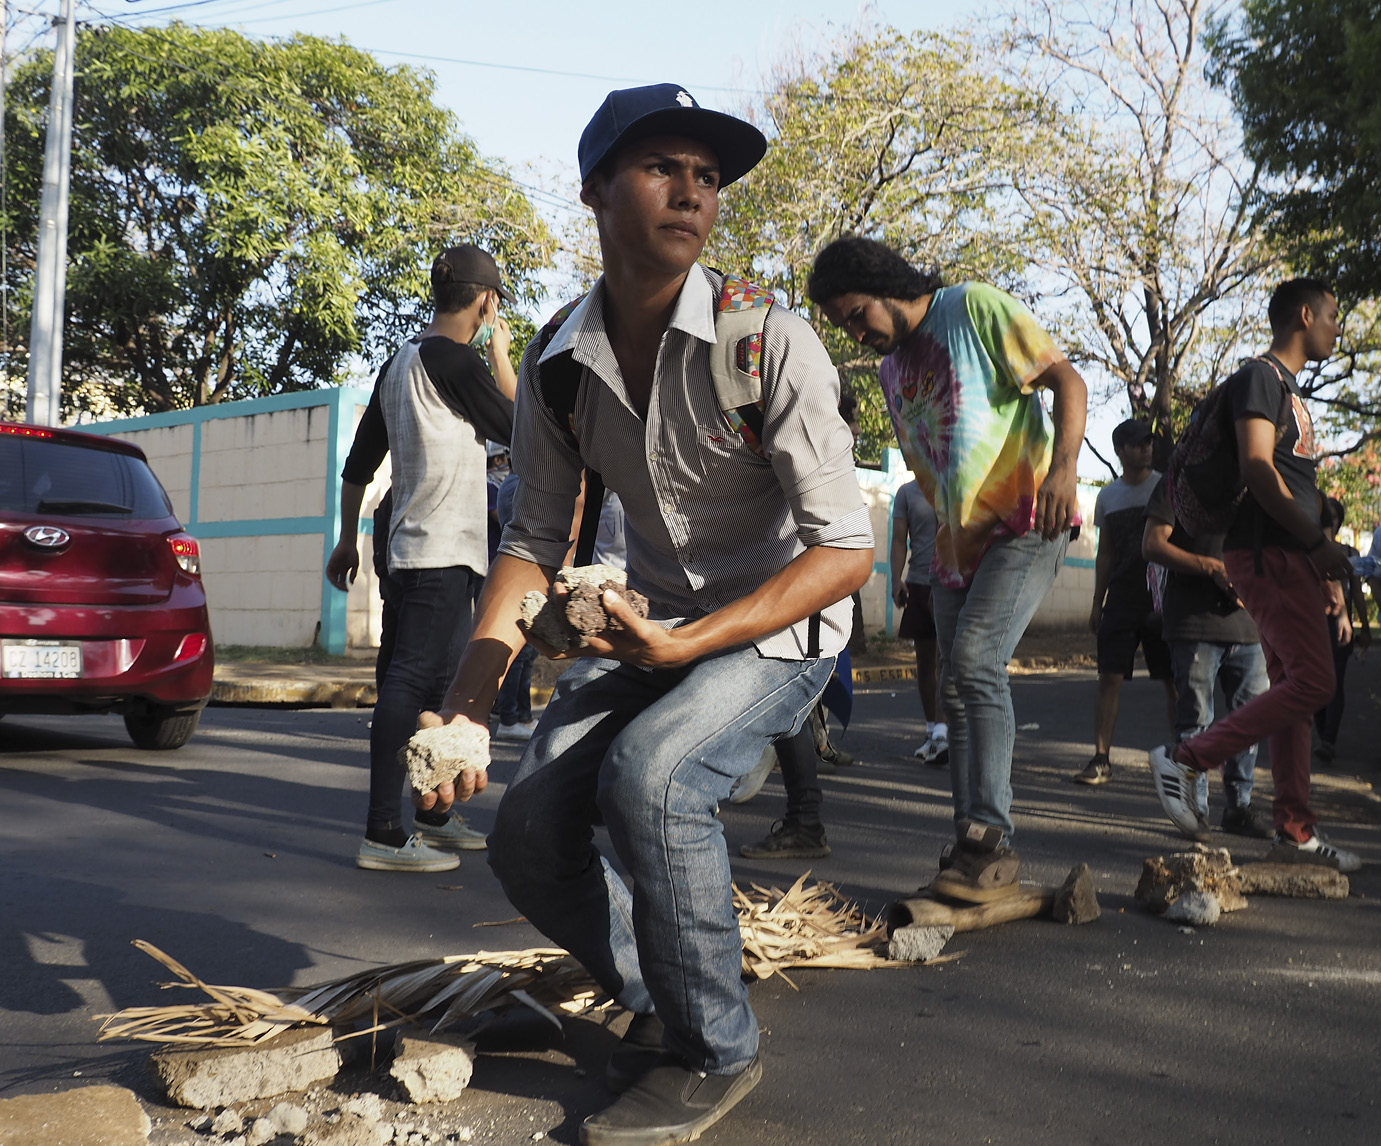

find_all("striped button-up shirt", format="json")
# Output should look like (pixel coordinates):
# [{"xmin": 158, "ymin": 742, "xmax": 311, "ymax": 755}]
[{"xmin": 500, "ymin": 265, "xmax": 872, "ymax": 660}]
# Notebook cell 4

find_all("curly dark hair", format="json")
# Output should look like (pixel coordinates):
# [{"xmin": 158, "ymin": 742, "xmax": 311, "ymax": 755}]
[{"xmin": 807, "ymin": 236, "xmax": 943, "ymax": 305}]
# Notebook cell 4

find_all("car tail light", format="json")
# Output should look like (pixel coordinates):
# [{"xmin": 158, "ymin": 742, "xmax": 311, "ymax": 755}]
[
  {"xmin": 173, "ymin": 633, "xmax": 209, "ymax": 663},
  {"xmin": 0, "ymin": 423, "xmax": 55, "ymax": 439},
  {"xmin": 169, "ymin": 534, "xmax": 201, "ymax": 575}
]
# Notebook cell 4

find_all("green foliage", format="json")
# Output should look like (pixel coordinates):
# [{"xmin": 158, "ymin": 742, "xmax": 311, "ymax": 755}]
[
  {"xmin": 1209, "ymin": 0, "xmax": 1381, "ymax": 300},
  {"xmin": 2, "ymin": 24, "xmax": 554, "ymax": 414},
  {"xmin": 703, "ymin": 28, "xmax": 1051, "ymax": 463}
]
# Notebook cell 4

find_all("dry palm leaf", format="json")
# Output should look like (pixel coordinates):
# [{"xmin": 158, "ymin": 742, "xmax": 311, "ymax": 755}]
[
  {"xmin": 99, "ymin": 879, "xmax": 898, "ymax": 1049},
  {"xmin": 736, "ymin": 873, "xmax": 893, "ymax": 984}
]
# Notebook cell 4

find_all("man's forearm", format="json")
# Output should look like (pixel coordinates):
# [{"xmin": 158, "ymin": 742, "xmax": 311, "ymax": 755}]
[
  {"xmin": 1142, "ymin": 522, "xmax": 1209, "ymax": 577},
  {"xmin": 440, "ymin": 553, "xmax": 554, "ymax": 718},
  {"xmin": 1044, "ymin": 362, "xmax": 1088, "ymax": 472},
  {"xmin": 1241, "ymin": 458, "xmax": 1324, "ymax": 546},
  {"xmin": 889, "ymin": 533, "xmax": 907, "ymax": 590},
  {"xmin": 673, "ymin": 545, "xmax": 873, "ymax": 662},
  {"xmin": 338, "ymin": 480, "xmax": 366, "ymax": 542}
]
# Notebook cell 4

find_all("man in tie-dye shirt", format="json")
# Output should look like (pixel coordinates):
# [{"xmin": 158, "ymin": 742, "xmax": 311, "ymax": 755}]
[{"xmin": 810, "ymin": 236, "xmax": 1086, "ymax": 904}]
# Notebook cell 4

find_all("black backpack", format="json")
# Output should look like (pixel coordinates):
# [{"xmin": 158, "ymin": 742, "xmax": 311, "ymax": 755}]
[{"xmin": 1167, "ymin": 356, "xmax": 1290, "ymax": 537}]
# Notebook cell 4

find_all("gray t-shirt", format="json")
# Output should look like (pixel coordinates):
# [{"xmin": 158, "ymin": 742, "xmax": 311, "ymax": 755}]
[{"xmin": 893, "ymin": 480, "xmax": 937, "ymax": 587}]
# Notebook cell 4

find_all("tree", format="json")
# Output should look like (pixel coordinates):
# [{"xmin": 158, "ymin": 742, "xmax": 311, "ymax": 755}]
[
  {"xmin": 1002, "ymin": 0, "xmax": 1277, "ymax": 464},
  {"xmin": 2, "ymin": 23, "xmax": 553, "ymax": 414},
  {"xmin": 1208, "ymin": 0, "xmax": 1381, "ymax": 301},
  {"xmin": 700, "ymin": 27, "xmax": 1054, "ymax": 462}
]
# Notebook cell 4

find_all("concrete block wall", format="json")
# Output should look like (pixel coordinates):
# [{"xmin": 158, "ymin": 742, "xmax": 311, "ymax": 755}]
[{"xmin": 87, "ymin": 388, "xmax": 373, "ymax": 653}]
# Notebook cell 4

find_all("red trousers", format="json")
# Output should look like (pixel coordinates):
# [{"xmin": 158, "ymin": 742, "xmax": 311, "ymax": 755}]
[{"xmin": 1178, "ymin": 547, "xmax": 1335, "ymax": 842}]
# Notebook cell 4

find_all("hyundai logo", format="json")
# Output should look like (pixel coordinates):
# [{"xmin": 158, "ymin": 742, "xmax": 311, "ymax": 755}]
[{"xmin": 23, "ymin": 525, "xmax": 71, "ymax": 549}]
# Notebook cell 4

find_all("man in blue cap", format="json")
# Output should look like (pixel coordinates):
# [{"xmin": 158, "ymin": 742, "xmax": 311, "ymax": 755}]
[{"xmin": 415, "ymin": 85, "xmax": 874, "ymax": 1145}]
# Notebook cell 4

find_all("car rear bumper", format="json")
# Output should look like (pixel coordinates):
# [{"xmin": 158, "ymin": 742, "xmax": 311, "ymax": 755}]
[{"xmin": 0, "ymin": 597, "xmax": 213, "ymax": 714}]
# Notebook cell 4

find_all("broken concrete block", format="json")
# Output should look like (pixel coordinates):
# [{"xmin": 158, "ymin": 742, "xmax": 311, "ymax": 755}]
[
  {"xmin": 517, "ymin": 565, "xmax": 650, "ymax": 653},
  {"xmin": 0, "ymin": 1085, "xmax": 151, "ymax": 1146},
  {"xmin": 399, "ymin": 722, "xmax": 490, "ymax": 794},
  {"xmin": 1052, "ymin": 862, "xmax": 1101, "ymax": 924},
  {"xmin": 389, "ymin": 1029, "xmax": 478, "ymax": 1103},
  {"xmin": 1165, "ymin": 890, "xmax": 1222, "ymax": 926},
  {"xmin": 1237, "ymin": 862, "xmax": 1350, "ymax": 899},
  {"xmin": 213, "ymin": 1108, "xmax": 246, "ymax": 1136},
  {"xmin": 1134, "ymin": 847, "xmax": 1247, "ymax": 914},
  {"xmin": 887, "ymin": 923, "xmax": 955, "ymax": 963},
  {"xmin": 265, "ymin": 1102, "xmax": 310, "ymax": 1136},
  {"xmin": 152, "ymin": 1026, "xmax": 341, "ymax": 1108}
]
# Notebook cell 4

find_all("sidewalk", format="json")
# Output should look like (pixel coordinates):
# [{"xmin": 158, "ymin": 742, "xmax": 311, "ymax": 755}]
[{"xmin": 210, "ymin": 631, "xmax": 1097, "ymax": 709}]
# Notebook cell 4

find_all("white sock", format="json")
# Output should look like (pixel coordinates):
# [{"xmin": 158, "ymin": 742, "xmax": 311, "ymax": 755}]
[
  {"xmin": 925, "ymin": 721, "xmax": 935, "ymax": 737},
  {"xmin": 933, "ymin": 722, "xmax": 948, "ymax": 740}
]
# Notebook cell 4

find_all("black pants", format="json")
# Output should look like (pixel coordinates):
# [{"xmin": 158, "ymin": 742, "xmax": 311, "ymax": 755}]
[{"xmin": 366, "ymin": 566, "xmax": 474, "ymax": 835}]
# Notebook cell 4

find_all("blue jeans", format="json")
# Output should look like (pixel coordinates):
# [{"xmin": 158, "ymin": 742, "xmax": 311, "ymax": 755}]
[
  {"xmin": 367, "ymin": 566, "xmax": 474, "ymax": 836},
  {"xmin": 1171, "ymin": 640, "xmax": 1268, "ymax": 813},
  {"xmin": 931, "ymin": 530, "xmax": 1069, "ymax": 841},
  {"xmin": 496, "ymin": 642, "xmax": 537, "ymax": 725},
  {"xmin": 488, "ymin": 646, "xmax": 833, "ymax": 1074}
]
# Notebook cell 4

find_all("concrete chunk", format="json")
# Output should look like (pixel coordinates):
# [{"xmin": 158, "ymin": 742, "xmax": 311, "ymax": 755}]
[
  {"xmin": 1135, "ymin": 847, "xmax": 1247, "ymax": 913},
  {"xmin": 0, "ymin": 1085, "xmax": 151, "ymax": 1146},
  {"xmin": 400, "ymin": 722, "xmax": 490, "ymax": 793},
  {"xmin": 1165, "ymin": 890, "xmax": 1222, "ymax": 926},
  {"xmin": 151, "ymin": 1026, "xmax": 341, "ymax": 1108},
  {"xmin": 1237, "ymin": 861, "xmax": 1350, "ymax": 898},
  {"xmin": 389, "ymin": 1029, "xmax": 478, "ymax": 1103},
  {"xmin": 887, "ymin": 923, "xmax": 955, "ymax": 963},
  {"xmin": 1052, "ymin": 862, "xmax": 1101, "ymax": 924}
]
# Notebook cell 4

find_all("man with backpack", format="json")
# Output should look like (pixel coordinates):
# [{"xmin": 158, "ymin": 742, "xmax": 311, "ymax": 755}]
[
  {"xmin": 416, "ymin": 85, "xmax": 873, "ymax": 1146},
  {"xmin": 326, "ymin": 244, "xmax": 516, "ymax": 872},
  {"xmin": 1149, "ymin": 278, "xmax": 1361, "ymax": 872},
  {"xmin": 808, "ymin": 237, "xmax": 1088, "ymax": 905}
]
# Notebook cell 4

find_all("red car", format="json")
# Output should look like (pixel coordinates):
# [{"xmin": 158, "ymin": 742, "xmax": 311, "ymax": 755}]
[{"xmin": 0, "ymin": 420, "xmax": 213, "ymax": 748}]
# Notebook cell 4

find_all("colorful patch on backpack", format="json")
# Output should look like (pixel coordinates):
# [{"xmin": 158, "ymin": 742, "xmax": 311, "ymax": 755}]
[
  {"xmin": 718, "ymin": 276, "xmax": 774, "ymax": 313},
  {"xmin": 722, "ymin": 405, "xmax": 764, "ymax": 455},
  {"xmin": 542, "ymin": 294, "xmax": 586, "ymax": 339},
  {"xmin": 734, "ymin": 332, "xmax": 763, "ymax": 379}
]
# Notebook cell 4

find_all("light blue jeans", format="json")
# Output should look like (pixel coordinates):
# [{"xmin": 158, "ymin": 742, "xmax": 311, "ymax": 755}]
[
  {"xmin": 487, "ymin": 646, "xmax": 832, "ymax": 1075},
  {"xmin": 1170, "ymin": 640, "xmax": 1268, "ymax": 814},
  {"xmin": 931, "ymin": 530, "xmax": 1069, "ymax": 841}
]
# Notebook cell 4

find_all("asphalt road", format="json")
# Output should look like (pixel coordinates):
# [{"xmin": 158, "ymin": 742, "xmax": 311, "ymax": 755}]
[{"xmin": 2, "ymin": 667, "xmax": 1379, "ymax": 1146}]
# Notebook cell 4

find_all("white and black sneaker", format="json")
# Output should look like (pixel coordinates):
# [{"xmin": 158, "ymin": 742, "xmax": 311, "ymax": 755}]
[
  {"xmin": 1148, "ymin": 744, "xmax": 1204, "ymax": 839},
  {"xmin": 1267, "ymin": 829, "xmax": 1361, "ymax": 873}
]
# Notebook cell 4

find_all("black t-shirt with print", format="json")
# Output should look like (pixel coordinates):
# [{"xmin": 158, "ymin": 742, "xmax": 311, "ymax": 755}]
[
  {"xmin": 1144, "ymin": 475, "xmax": 1259, "ymax": 645},
  {"xmin": 1223, "ymin": 355, "xmax": 1318, "ymax": 551}
]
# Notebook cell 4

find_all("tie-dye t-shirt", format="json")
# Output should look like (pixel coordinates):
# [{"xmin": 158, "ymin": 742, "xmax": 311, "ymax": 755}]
[{"xmin": 879, "ymin": 283, "xmax": 1067, "ymax": 588}]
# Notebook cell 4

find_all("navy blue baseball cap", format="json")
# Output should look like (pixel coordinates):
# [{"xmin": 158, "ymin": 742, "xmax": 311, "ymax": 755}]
[{"xmin": 578, "ymin": 83, "xmax": 767, "ymax": 187}]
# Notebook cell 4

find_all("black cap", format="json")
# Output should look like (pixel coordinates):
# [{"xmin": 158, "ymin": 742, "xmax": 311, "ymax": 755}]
[
  {"xmin": 578, "ymin": 83, "xmax": 767, "ymax": 187},
  {"xmin": 1112, "ymin": 418, "xmax": 1153, "ymax": 449},
  {"xmin": 432, "ymin": 245, "xmax": 515, "ymax": 303}
]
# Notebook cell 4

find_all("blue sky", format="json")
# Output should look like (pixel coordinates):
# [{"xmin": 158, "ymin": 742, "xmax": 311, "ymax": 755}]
[{"xmin": 39, "ymin": 0, "xmax": 1139, "ymax": 473}]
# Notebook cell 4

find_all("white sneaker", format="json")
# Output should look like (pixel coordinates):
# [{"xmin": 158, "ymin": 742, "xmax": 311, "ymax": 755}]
[
  {"xmin": 496, "ymin": 720, "xmax": 537, "ymax": 741},
  {"xmin": 356, "ymin": 834, "xmax": 460, "ymax": 872},
  {"xmin": 913, "ymin": 731, "xmax": 949, "ymax": 768},
  {"xmin": 1267, "ymin": 829, "xmax": 1361, "ymax": 873},
  {"xmin": 413, "ymin": 814, "xmax": 488, "ymax": 851},
  {"xmin": 729, "ymin": 745, "xmax": 777, "ymax": 805},
  {"xmin": 1148, "ymin": 744, "xmax": 1203, "ymax": 838}
]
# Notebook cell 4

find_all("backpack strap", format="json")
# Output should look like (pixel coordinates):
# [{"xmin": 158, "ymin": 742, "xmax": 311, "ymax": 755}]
[
  {"xmin": 535, "ymin": 295, "xmax": 603, "ymax": 559},
  {"xmin": 711, "ymin": 275, "xmax": 775, "ymax": 458}
]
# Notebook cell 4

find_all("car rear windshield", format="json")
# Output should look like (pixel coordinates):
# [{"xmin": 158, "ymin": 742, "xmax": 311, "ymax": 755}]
[{"xmin": 0, "ymin": 437, "xmax": 174, "ymax": 518}]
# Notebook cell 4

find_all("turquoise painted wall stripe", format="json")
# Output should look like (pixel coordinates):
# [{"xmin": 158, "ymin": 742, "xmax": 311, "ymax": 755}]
[
  {"xmin": 186, "ymin": 516, "xmax": 328, "ymax": 539},
  {"xmin": 88, "ymin": 386, "xmax": 373, "ymax": 433},
  {"xmin": 187, "ymin": 421, "xmax": 202, "ymax": 525},
  {"xmin": 320, "ymin": 388, "xmax": 353, "ymax": 655}
]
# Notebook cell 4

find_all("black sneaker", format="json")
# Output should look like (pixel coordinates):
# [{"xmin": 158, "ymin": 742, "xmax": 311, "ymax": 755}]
[
  {"xmin": 1221, "ymin": 806, "xmax": 1274, "ymax": 840},
  {"xmin": 1074, "ymin": 754, "xmax": 1112, "ymax": 785},
  {"xmin": 606, "ymin": 1013, "xmax": 665, "ymax": 1093},
  {"xmin": 739, "ymin": 819, "xmax": 830, "ymax": 860},
  {"xmin": 580, "ymin": 1053, "xmax": 762, "ymax": 1146}
]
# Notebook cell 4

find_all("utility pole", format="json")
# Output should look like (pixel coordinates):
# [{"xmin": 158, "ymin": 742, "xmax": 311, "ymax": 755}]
[{"xmin": 24, "ymin": 0, "xmax": 75, "ymax": 426}]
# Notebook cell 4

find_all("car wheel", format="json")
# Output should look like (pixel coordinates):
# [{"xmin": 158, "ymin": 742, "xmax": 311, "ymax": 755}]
[{"xmin": 124, "ymin": 707, "xmax": 201, "ymax": 750}]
